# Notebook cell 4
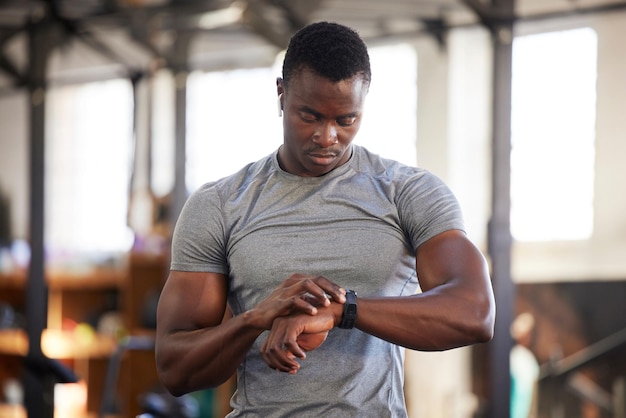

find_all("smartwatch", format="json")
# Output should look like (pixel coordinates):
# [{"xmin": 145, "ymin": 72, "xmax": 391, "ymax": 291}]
[{"xmin": 339, "ymin": 289, "xmax": 358, "ymax": 329}]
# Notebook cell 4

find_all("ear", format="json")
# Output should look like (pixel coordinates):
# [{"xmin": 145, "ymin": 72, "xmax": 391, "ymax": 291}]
[
  {"xmin": 276, "ymin": 78, "xmax": 285, "ymax": 117},
  {"xmin": 276, "ymin": 77, "xmax": 285, "ymax": 96},
  {"xmin": 277, "ymin": 93, "xmax": 283, "ymax": 117}
]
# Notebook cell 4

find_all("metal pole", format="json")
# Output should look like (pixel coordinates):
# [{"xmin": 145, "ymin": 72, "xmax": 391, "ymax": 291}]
[
  {"xmin": 24, "ymin": 15, "xmax": 55, "ymax": 418},
  {"xmin": 487, "ymin": 0, "xmax": 516, "ymax": 417},
  {"xmin": 613, "ymin": 376, "xmax": 625, "ymax": 418},
  {"xmin": 169, "ymin": 33, "xmax": 192, "ymax": 227},
  {"xmin": 21, "ymin": 12, "xmax": 79, "ymax": 418}
]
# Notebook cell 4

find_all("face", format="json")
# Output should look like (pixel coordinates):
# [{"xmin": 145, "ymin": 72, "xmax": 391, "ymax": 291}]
[{"xmin": 277, "ymin": 68, "xmax": 369, "ymax": 177}]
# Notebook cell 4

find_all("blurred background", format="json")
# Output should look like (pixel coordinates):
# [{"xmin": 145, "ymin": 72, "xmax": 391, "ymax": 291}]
[{"xmin": 0, "ymin": 0, "xmax": 625, "ymax": 417}]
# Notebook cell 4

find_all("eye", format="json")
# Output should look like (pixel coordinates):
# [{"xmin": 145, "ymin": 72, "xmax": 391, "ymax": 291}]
[
  {"xmin": 299, "ymin": 111, "xmax": 318, "ymax": 123},
  {"xmin": 337, "ymin": 116, "xmax": 357, "ymax": 127}
]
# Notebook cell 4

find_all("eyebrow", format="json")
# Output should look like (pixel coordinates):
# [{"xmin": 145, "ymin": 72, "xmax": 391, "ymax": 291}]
[
  {"xmin": 299, "ymin": 105, "xmax": 359, "ymax": 120},
  {"xmin": 299, "ymin": 106, "xmax": 322, "ymax": 118}
]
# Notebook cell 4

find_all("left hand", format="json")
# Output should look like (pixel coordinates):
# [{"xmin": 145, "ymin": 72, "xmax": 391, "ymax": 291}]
[
  {"xmin": 296, "ymin": 330, "xmax": 329, "ymax": 352},
  {"xmin": 260, "ymin": 307, "xmax": 337, "ymax": 374}
]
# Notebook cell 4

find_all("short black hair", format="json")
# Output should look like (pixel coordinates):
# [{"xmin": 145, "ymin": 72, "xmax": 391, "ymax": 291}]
[{"xmin": 282, "ymin": 21, "xmax": 371, "ymax": 88}]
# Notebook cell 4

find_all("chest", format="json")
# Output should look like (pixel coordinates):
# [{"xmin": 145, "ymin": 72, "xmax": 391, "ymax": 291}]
[{"xmin": 223, "ymin": 184, "xmax": 417, "ymax": 313}]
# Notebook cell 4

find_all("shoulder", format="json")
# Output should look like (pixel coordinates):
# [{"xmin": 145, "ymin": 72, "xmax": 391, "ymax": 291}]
[
  {"xmin": 351, "ymin": 145, "xmax": 444, "ymax": 190},
  {"xmin": 188, "ymin": 152, "xmax": 276, "ymax": 203},
  {"xmin": 351, "ymin": 148, "xmax": 465, "ymax": 243}
]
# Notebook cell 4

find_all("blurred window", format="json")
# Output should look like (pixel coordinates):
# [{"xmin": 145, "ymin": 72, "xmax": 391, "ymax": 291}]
[
  {"xmin": 44, "ymin": 44, "xmax": 418, "ymax": 257},
  {"xmin": 511, "ymin": 27, "xmax": 597, "ymax": 241},
  {"xmin": 46, "ymin": 79, "xmax": 134, "ymax": 259},
  {"xmin": 186, "ymin": 44, "xmax": 418, "ymax": 192}
]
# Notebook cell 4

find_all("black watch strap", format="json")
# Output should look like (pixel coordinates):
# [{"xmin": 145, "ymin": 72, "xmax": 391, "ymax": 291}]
[{"xmin": 339, "ymin": 290, "xmax": 358, "ymax": 329}]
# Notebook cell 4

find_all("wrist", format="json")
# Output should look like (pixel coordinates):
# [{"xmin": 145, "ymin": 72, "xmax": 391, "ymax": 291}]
[
  {"xmin": 242, "ymin": 308, "xmax": 271, "ymax": 331},
  {"xmin": 330, "ymin": 301, "xmax": 344, "ymax": 327}
]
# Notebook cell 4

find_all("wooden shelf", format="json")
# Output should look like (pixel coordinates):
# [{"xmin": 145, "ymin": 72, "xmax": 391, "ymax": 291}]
[
  {"xmin": 0, "ymin": 255, "xmax": 167, "ymax": 417},
  {"xmin": 0, "ymin": 404, "xmax": 25, "ymax": 418},
  {"xmin": 0, "ymin": 329, "xmax": 116, "ymax": 359},
  {"xmin": 0, "ymin": 330, "xmax": 27, "ymax": 356},
  {"xmin": 0, "ymin": 398, "xmax": 105, "ymax": 418},
  {"xmin": 0, "ymin": 268, "xmax": 126, "ymax": 291}
]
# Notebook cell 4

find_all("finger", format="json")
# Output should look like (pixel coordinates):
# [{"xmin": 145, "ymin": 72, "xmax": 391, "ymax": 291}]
[
  {"xmin": 283, "ymin": 340, "xmax": 306, "ymax": 359},
  {"xmin": 261, "ymin": 323, "xmax": 303, "ymax": 371},
  {"xmin": 300, "ymin": 287, "xmax": 330, "ymax": 308},
  {"xmin": 309, "ymin": 277, "xmax": 346, "ymax": 304},
  {"xmin": 283, "ymin": 275, "xmax": 345, "ymax": 307},
  {"xmin": 291, "ymin": 295, "xmax": 320, "ymax": 315},
  {"xmin": 261, "ymin": 342, "xmax": 301, "ymax": 372},
  {"xmin": 285, "ymin": 351, "xmax": 301, "ymax": 374}
]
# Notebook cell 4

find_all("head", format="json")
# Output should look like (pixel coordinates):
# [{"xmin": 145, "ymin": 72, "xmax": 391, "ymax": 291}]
[
  {"xmin": 277, "ymin": 22, "xmax": 371, "ymax": 177},
  {"xmin": 511, "ymin": 312, "xmax": 535, "ymax": 347}
]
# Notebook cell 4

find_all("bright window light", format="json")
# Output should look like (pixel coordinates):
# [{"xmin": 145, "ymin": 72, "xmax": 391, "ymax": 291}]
[
  {"xmin": 358, "ymin": 44, "xmax": 417, "ymax": 166},
  {"xmin": 186, "ymin": 67, "xmax": 283, "ymax": 193},
  {"xmin": 46, "ymin": 79, "xmax": 135, "ymax": 259},
  {"xmin": 510, "ymin": 27, "xmax": 597, "ymax": 241},
  {"xmin": 186, "ymin": 44, "xmax": 418, "ymax": 192},
  {"xmin": 41, "ymin": 44, "xmax": 418, "ymax": 258}
]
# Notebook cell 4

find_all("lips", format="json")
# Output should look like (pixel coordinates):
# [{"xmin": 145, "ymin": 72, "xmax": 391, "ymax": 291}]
[
  {"xmin": 307, "ymin": 152, "xmax": 338, "ymax": 164},
  {"xmin": 309, "ymin": 152, "xmax": 336, "ymax": 159},
  {"xmin": 307, "ymin": 148, "xmax": 339, "ymax": 158}
]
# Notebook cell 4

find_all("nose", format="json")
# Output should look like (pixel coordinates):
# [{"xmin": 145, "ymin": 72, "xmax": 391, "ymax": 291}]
[{"xmin": 312, "ymin": 122, "xmax": 338, "ymax": 147}]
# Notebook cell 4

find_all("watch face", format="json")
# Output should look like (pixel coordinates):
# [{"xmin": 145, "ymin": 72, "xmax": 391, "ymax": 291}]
[{"xmin": 340, "ymin": 290, "xmax": 358, "ymax": 329}]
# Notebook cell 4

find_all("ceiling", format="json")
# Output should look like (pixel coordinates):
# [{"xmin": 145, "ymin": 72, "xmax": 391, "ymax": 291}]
[{"xmin": 1, "ymin": 0, "xmax": 626, "ymax": 90}]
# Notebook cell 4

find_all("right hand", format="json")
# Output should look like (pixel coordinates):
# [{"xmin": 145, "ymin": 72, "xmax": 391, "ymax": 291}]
[{"xmin": 248, "ymin": 273, "xmax": 346, "ymax": 331}]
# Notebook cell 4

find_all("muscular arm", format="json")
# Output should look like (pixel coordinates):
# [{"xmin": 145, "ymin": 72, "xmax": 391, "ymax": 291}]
[
  {"xmin": 155, "ymin": 270, "xmax": 346, "ymax": 396},
  {"xmin": 261, "ymin": 230, "xmax": 495, "ymax": 371},
  {"xmin": 356, "ymin": 229, "xmax": 495, "ymax": 350},
  {"xmin": 155, "ymin": 271, "xmax": 256, "ymax": 395}
]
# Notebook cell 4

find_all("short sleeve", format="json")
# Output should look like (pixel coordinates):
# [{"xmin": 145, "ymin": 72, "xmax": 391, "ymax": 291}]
[
  {"xmin": 396, "ymin": 170, "xmax": 465, "ymax": 250},
  {"xmin": 170, "ymin": 183, "xmax": 229, "ymax": 274}
]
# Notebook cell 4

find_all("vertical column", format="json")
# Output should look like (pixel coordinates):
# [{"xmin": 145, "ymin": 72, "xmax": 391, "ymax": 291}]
[
  {"xmin": 169, "ymin": 33, "xmax": 193, "ymax": 227},
  {"xmin": 23, "ymin": 13, "xmax": 77, "ymax": 418},
  {"xmin": 128, "ymin": 72, "xmax": 157, "ymax": 240},
  {"xmin": 24, "ymin": 15, "xmax": 55, "ymax": 418},
  {"xmin": 487, "ymin": 0, "xmax": 515, "ymax": 417},
  {"xmin": 614, "ymin": 376, "xmax": 625, "ymax": 418}
]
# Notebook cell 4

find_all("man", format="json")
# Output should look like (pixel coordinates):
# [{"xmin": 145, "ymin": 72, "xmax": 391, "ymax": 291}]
[
  {"xmin": 155, "ymin": 21, "xmax": 495, "ymax": 417},
  {"xmin": 510, "ymin": 313, "xmax": 539, "ymax": 418}
]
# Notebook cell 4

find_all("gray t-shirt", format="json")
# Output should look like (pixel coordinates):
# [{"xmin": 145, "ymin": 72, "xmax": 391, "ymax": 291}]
[{"xmin": 171, "ymin": 145, "xmax": 465, "ymax": 417}]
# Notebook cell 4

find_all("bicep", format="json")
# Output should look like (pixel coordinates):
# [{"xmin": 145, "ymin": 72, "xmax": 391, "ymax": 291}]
[
  {"xmin": 156, "ymin": 270, "xmax": 229, "ymax": 335},
  {"xmin": 415, "ymin": 229, "xmax": 490, "ymax": 293}
]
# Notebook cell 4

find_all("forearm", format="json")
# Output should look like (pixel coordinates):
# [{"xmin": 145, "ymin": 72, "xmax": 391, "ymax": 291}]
[
  {"xmin": 355, "ymin": 283, "xmax": 494, "ymax": 351},
  {"xmin": 156, "ymin": 271, "xmax": 347, "ymax": 392},
  {"xmin": 156, "ymin": 310, "xmax": 264, "ymax": 395}
]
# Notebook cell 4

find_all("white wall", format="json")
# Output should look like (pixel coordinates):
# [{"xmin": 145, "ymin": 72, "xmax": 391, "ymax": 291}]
[
  {"xmin": 410, "ymin": 10, "xmax": 626, "ymax": 284},
  {"xmin": 404, "ymin": 12, "xmax": 626, "ymax": 416},
  {"xmin": 403, "ymin": 27, "xmax": 493, "ymax": 418},
  {"xmin": 0, "ymin": 91, "xmax": 29, "ymax": 241}
]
